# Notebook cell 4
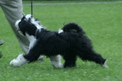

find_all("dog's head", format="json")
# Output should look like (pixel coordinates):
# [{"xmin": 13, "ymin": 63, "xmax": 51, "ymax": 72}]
[{"xmin": 15, "ymin": 14, "xmax": 43, "ymax": 36}]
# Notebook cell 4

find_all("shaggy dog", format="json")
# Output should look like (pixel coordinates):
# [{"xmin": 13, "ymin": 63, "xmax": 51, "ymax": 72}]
[{"xmin": 10, "ymin": 14, "xmax": 108, "ymax": 68}]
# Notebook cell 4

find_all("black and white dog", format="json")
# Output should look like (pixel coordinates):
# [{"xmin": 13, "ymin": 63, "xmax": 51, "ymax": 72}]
[{"xmin": 10, "ymin": 14, "xmax": 108, "ymax": 68}]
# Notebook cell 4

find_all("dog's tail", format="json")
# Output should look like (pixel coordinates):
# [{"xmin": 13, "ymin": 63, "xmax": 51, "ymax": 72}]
[{"xmin": 62, "ymin": 23, "xmax": 84, "ymax": 33}]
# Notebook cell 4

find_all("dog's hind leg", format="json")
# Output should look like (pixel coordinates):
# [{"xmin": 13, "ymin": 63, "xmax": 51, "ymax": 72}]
[
  {"xmin": 50, "ymin": 55, "xmax": 63, "ymax": 68},
  {"xmin": 78, "ymin": 50, "xmax": 108, "ymax": 68},
  {"xmin": 63, "ymin": 52, "xmax": 77, "ymax": 68}
]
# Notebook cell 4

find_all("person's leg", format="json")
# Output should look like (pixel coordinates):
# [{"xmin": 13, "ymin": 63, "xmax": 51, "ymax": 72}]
[
  {"xmin": 0, "ymin": 0, "xmax": 29, "ymax": 54},
  {"xmin": 0, "ymin": 0, "xmax": 43, "ymax": 61}
]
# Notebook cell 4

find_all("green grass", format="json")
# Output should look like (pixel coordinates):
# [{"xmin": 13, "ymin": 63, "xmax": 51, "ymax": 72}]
[{"xmin": 0, "ymin": 1, "xmax": 122, "ymax": 81}]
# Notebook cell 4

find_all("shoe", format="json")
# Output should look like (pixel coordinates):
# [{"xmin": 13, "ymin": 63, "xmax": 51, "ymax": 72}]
[
  {"xmin": 0, "ymin": 52, "xmax": 2, "ymax": 58},
  {"xmin": 0, "ymin": 40, "xmax": 4, "ymax": 46}
]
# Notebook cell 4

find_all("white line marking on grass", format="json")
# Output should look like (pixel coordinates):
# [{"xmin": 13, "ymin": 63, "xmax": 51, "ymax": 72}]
[{"xmin": 23, "ymin": 1, "xmax": 122, "ymax": 6}]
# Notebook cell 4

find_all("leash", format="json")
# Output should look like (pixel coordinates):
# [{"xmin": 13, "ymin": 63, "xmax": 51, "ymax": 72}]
[{"xmin": 31, "ymin": 0, "xmax": 33, "ymax": 16}]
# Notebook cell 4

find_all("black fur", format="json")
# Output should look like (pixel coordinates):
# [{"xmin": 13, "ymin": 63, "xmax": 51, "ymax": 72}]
[{"xmin": 18, "ymin": 16, "xmax": 106, "ymax": 68}]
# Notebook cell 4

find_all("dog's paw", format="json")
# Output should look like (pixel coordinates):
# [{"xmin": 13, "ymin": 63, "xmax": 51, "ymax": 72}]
[
  {"xmin": 10, "ymin": 54, "xmax": 28, "ymax": 66},
  {"xmin": 52, "ymin": 62, "xmax": 63, "ymax": 68},
  {"xmin": 56, "ymin": 63, "xmax": 63, "ymax": 68},
  {"xmin": 10, "ymin": 59, "xmax": 21, "ymax": 66},
  {"xmin": 50, "ymin": 55, "xmax": 63, "ymax": 68},
  {"xmin": 37, "ymin": 55, "xmax": 44, "ymax": 62},
  {"xmin": 102, "ymin": 60, "xmax": 109, "ymax": 68}
]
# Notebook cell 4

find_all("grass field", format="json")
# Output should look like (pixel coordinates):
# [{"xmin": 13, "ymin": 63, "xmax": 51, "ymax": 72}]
[{"xmin": 0, "ymin": 1, "xmax": 122, "ymax": 81}]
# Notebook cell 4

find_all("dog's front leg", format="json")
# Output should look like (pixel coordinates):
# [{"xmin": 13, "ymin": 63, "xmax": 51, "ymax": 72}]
[
  {"xmin": 26, "ymin": 34, "xmax": 43, "ymax": 61},
  {"xmin": 10, "ymin": 54, "xmax": 28, "ymax": 66},
  {"xmin": 23, "ymin": 43, "xmax": 42, "ymax": 63},
  {"xmin": 10, "ymin": 43, "xmax": 41, "ymax": 66},
  {"xmin": 50, "ymin": 55, "xmax": 63, "ymax": 68},
  {"xmin": 25, "ymin": 34, "xmax": 36, "ymax": 50}
]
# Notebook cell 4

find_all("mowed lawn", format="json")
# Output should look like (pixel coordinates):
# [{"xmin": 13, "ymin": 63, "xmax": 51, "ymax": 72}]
[{"xmin": 0, "ymin": 1, "xmax": 122, "ymax": 81}]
